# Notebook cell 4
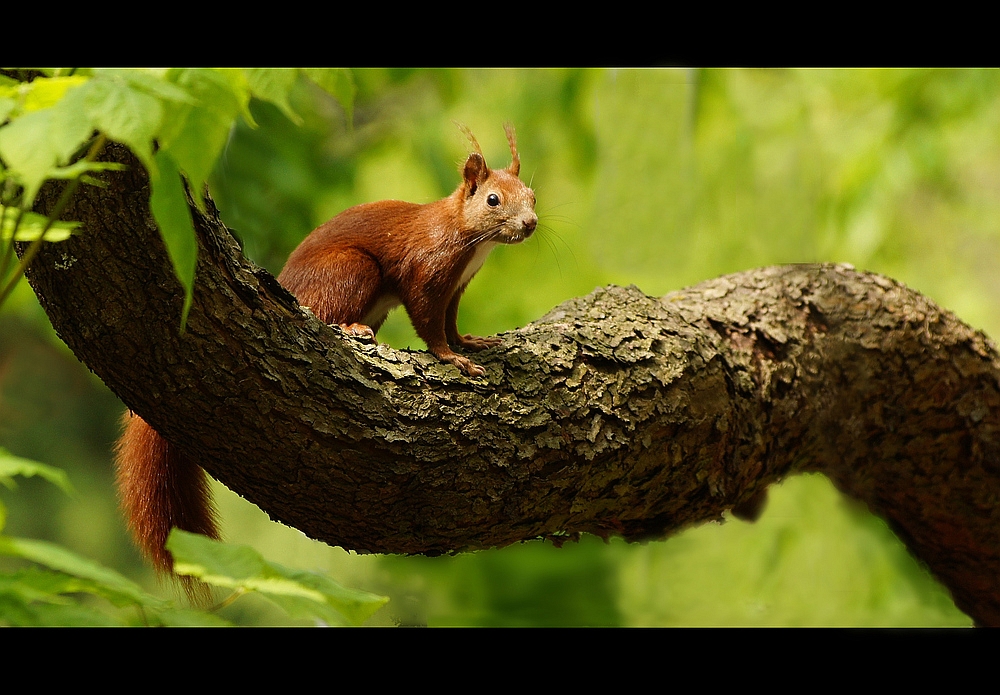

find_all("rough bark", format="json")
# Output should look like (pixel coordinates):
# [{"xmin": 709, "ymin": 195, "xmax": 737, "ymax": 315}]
[{"xmin": 22, "ymin": 144, "xmax": 1000, "ymax": 625}]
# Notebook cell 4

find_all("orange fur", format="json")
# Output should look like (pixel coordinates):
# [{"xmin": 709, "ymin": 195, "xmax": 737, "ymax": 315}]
[{"xmin": 114, "ymin": 413, "xmax": 218, "ymax": 574}]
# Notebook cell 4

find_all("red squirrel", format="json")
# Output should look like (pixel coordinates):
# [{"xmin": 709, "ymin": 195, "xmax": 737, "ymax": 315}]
[
  {"xmin": 115, "ymin": 124, "xmax": 537, "ymax": 575},
  {"xmin": 278, "ymin": 123, "xmax": 536, "ymax": 377}
]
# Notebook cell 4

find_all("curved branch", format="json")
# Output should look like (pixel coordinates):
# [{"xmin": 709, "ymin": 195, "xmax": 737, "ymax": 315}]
[{"xmin": 24, "ymin": 144, "xmax": 1000, "ymax": 625}]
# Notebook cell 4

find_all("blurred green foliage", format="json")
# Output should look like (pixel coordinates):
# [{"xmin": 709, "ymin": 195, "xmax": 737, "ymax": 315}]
[
  {"xmin": 3, "ymin": 68, "xmax": 996, "ymax": 625},
  {"xmin": 0, "ymin": 455, "xmax": 387, "ymax": 625}
]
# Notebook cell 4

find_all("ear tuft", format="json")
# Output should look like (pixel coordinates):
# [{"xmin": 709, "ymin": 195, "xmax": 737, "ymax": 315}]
[
  {"xmin": 504, "ymin": 122, "xmax": 520, "ymax": 176},
  {"xmin": 455, "ymin": 122, "xmax": 484, "ymax": 157}
]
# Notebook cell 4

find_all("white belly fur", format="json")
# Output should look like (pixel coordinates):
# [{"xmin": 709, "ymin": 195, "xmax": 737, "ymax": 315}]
[
  {"xmin": 362, "ymin": 293, "xmax": 401, "ymax": 327},
  {"xmin": 459, "ymin": 242, "xmax": 497, "ymax": 288}
]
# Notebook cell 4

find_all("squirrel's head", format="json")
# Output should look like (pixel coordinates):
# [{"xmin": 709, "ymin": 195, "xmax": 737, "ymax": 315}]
[{"xmin": 457, "ymin": 123, "xmax": 537, "ymax": 245}]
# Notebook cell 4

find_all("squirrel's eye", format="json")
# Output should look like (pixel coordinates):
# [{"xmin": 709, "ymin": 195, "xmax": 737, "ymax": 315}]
[{"xmin": 487, "ymin": 193, "xmax": 500, "ymax": 207}]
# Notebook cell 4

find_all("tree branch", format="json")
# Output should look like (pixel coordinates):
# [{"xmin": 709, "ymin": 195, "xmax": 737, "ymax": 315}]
[{"xmin": 23, "ymin": 144, "xmax": 1000, "ymax": 625}]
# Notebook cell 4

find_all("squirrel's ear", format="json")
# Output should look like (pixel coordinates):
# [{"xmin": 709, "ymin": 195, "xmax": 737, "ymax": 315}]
[{"xmin": 463, "ymin": 152, "xmax": 490, "ymax": 196}]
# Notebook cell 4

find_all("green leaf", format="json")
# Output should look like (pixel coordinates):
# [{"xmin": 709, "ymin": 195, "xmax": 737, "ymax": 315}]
[
  {"xmin": 0, "ymin": 97, "xmax": 16, "ymax": 122},
  {"xmin": 243, "ymin": 68, "xmax": 302, "ymax": 125},
  {"xmin": 0, "ymin": 97, "xmax": 96, "ymax": 205},
  {"xmin": 0, "ymin": 565, "xmax": 228, "ymax": 626},
  {"xmin": 149, "ymin": 150, "xmax": 197, "ymax": 327},
  {"xmin": 158, "ymin": 68, "xmax": 247, "ymax": 211},
  {"xmin": 0, "ymin": 75, "xmax": 91, "ymax": 118},
  {"xmin": 0, "ymin": 208, "xmax": 77, "ymax": 244},
  {"xmin": 43, "ymin": 159, "xmax": 125, "ymax": 182},
  {"xmin": 302, "ymin": 68, "xmax": 355, "ymax": 127},
  {"xmin": 19, "ymin": 75, "xmax": 90, "ymax": 113},
  {"xmin": 144, "ymin": 607, "xmax": 233, "ymax": 627},
  {"xmin": 0, "ymin": 536, "xmax": 159, "ymax": 608},
  {"xmin": 168, "ymin": 529, "xmax": 389, "ymax": 626},
  {"xmin": 52, "ymin": 70, "xmax": 195, "ymax": 179},
  {"xmin": 0, "ymin": 571, "xmax": 123, "ymax": 626},
  {"xmin": 68, "ymin": 75, "xmax": 164, "ymax": 175},
  {"xmin": 0, "ymin": 600, "xmax": 121, "ymax": 626},
  {"xmin": 0, "ymin": 567, "xmax": 77, "ymax": 606},
  {"xmin": 0, "ymin": 567, "xmax": 211, "ymax": 626},
  {"xmin": 0, "ymin": 448, "xmax": 73, "ymax": 494},
  {"xmin": 96, "ymin": 68, "xmax": 195, "ymax": 105}
]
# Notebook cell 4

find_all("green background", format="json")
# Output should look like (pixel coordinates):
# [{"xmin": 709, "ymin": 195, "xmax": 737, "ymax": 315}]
[{"xmin": 4, "ymin": 68, "xmax": 997, "ymax": 625}]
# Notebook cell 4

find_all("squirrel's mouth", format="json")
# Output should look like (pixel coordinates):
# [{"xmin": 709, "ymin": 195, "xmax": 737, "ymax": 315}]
[
  {"xmin": 498, "ymin": 230, "xmax": 530, "ymax": 244},
  {"xmin": 497, "ymin": 217, "xmax": 537, "ymax": 244}
]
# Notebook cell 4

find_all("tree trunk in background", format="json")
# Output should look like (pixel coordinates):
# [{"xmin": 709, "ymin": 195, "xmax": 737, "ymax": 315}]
[{"xmin": 23, "ymin": 143, "xmax": 1000, "ymax": 625}]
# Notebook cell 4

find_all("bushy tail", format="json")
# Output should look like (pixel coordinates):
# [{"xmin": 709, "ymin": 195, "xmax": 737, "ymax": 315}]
[{"xmin": 113, "ymin": 412, "xmax": 219, "ymax": 575}]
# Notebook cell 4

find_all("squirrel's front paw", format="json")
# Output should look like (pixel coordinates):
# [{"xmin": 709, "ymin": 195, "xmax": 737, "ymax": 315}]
[{"xmin": 338, "ymin": 323, "xmax": 377, "ymax": 343}]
